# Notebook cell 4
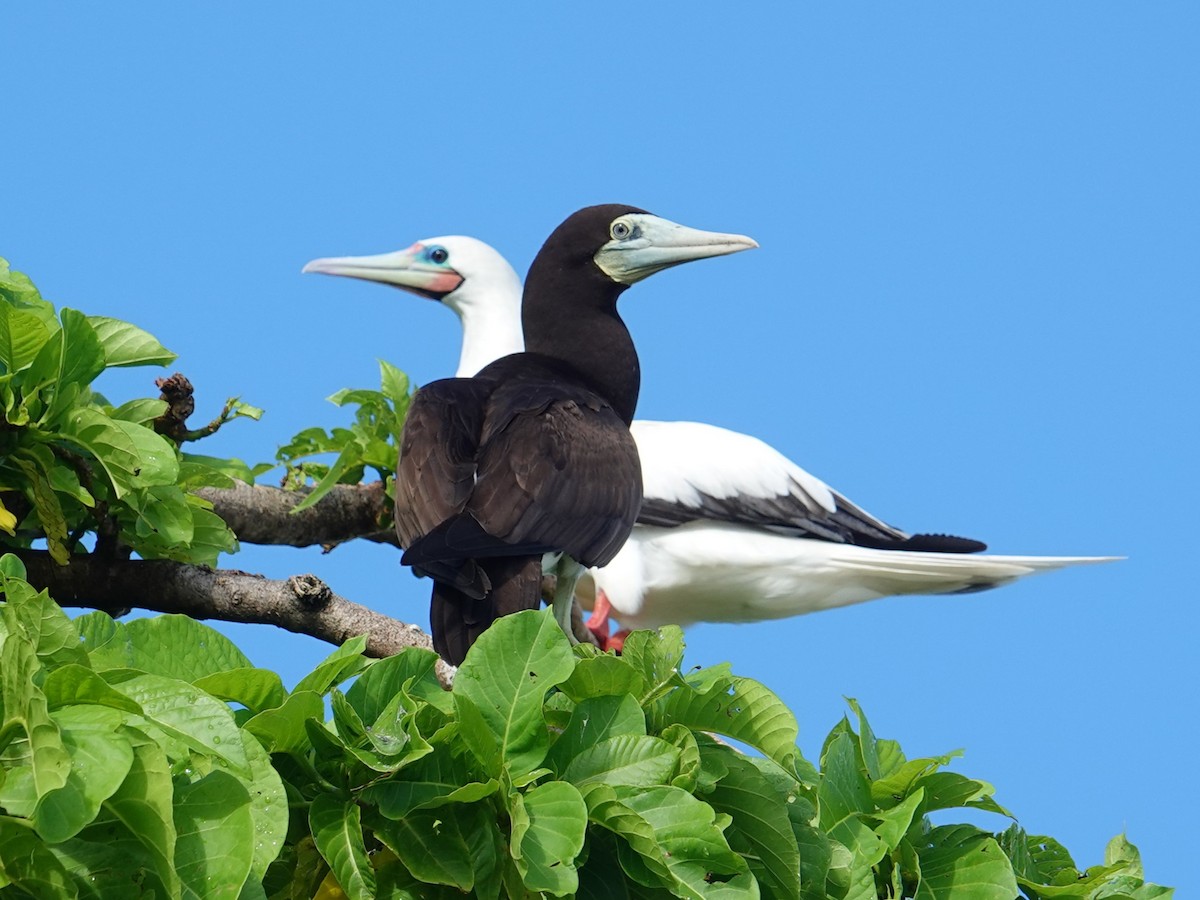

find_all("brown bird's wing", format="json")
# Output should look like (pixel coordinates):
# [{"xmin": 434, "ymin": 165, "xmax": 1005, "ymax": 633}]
[
  {"xmin": 393, "ymin": 377, "xmax": 490, "ymax": 548},
  {"xmin": 468, "ymin": 377, "xmax": 643, "ymax": 568}
]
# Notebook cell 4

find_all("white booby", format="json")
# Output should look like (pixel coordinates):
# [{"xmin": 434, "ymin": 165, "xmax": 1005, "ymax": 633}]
[
  {"xmin": 305, "ymin": 206, "xmax": 755, "ymax": 663},
  {"xmin": 305, "ymin": 233, "xmax": 1116, "ymax": 652}
]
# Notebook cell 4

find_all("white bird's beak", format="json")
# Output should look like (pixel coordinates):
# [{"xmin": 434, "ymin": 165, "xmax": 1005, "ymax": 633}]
[
  {"xmin": 302, "ymin": 243, "xmax": 464, "ymax": 300},
  {"xmin": 594, "ymin": 214, "xmax": 758, "ymax": 285}
]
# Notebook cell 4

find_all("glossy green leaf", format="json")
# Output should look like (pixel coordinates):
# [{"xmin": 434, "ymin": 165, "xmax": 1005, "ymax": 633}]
[
  {"xmin": 33, "ymin": 706, "xmax": 133, "ymax": 843},
  {"xmin": 120, "ymin": 614, "xmax": 253, "ymax": 681},
  {"xmin": 0, "ymin": 632, "xmax": 71, "ymax": 796},
  {"xmin": 109, "ymin": 673, "xmax": 250, "ymax": 775},
  {"xmin": 0, "ymin": 303, "xmax": 52, "ymax": 373},
  {"xmin": 560, "ymin": 653, "xmax": 648, "ymax": 703},
  {"xmin": 601, "ymin": 785, "xmax": 757, "ymax": 899},
  {"xmin": 310, "ymin": 793, "xmax": 377, "ymax": 900},
  {"xmin": 42, "ymin": 665, "xmax": 144, "ymax": 714},
  {"xmin": 193, "ymin": 668, "xmax": 286, "ymax": 714},
  {"xmin": 0, "ymin": 815, "xmax": 78, "ymax": 898},
  {"xmin": 99, "ymin": 733, "xmax": 180, "ymax": 898},
  {"xmin": 345, "ymin": 646, "xmax": 440, "ymax": 726},
  {"xmin": 511, "ymin": 780, "xmax": 587, "ymax": 896},
  {"xmin": 657, "ymin": 672, "xmax": 799, "ymax": 771},
  {"xmin": 242, "ymin": 690, "xmax": 324, "ymax": 755},
  {"xmin": 109, "ymin": 397, "xmax": 169, "ymax": 424},
  {"xmin": 87, "ymin": 316, "xmax": 176, "ymax": 368},
  {"xmin": 916, "ymin": 827, "xmax": 1017, "ymax": 900},
  {"xmin": 364, "ymin": 742, "xmax": 498, "ymax": 819},
  {"xmin": 174, "ymin": 770, "xmax": 254, "ymax": 900},
  {"xmin": 454, "ymin": 609, "xmax": 576, "ymax": 776},
  {"xmin": 293, "ymin": 633, "xmax": 370, "ymax": 695},
  {"xmin": 59, "ymin": 408, "xmax": 178, "ymax": 498},
  {"xmin": 563, "ymin": 734, "xmax": 680, "ymax": 790},
  {"xmin": 371, "ymin": 803, "xmax": 497, "ymax": 894},
  {"xmin": 704, "ymin": 751, "xmax": 801, "ymax": 900},
  {"xmin": 547, "ymin": 693, "xmax": 646, "ymax": 776}
]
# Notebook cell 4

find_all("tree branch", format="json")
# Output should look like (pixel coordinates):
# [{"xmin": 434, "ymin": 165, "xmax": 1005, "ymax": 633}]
[
  {"xmin": 13, "ymin": 549, "xmax": 453, "ymax": 684},
  {"xmin": 197, "ymin": 481, "xmax": 397, "ymax": 549}
]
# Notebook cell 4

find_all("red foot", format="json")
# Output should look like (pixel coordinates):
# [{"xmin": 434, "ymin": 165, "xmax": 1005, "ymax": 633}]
[
  {"xmin": 586, "ymin": 590, "xmax": 613, "ymax": 649},
  {"xmin": 607, "ymin": 629, "xmax": 631, "ymax": 654}
]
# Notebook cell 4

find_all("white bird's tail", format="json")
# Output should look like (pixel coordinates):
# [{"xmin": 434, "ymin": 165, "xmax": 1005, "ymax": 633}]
[{"xmin": 833, "ymin": 550, "xmax": 1121, "ymax": 597}]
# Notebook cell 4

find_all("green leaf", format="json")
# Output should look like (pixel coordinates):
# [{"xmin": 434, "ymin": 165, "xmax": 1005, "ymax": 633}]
[
  {"xmin": 42, "ymin": 664, "xmax": 144, "ymax": 713},
  {"xmin": 560, "ymin": 653, "xmax": 648, "ymax": 703},
  {"xmin": 594, "ymin": 785, "xmax": 756, "ymax": 899},
  {"xmin": 10, "ymin": 446, "xmax": 73, "ymax": 564},
  {"xmin": 0, "ymin": 303, "xmax": 52, "ymax": 373},
  {"xmin": 242, "ymin": 690, "xmax": 324, "ymax": 755},
  {"xmin": 0, "ymin": 631, "xmax": 71, "ymax": 796},
  {"xmin": 193, "ymin": 668, "xmax": 286, "ymax": 714},
  {"xmin": 50, "ymin": 835, "xmax": 164, "ymax": 899},
  {"xmin": 371, "ymin": 803, "xmax": 497, "ymax": 894},
  {"xmin": 704, "ymin": 751, "xmax": 801, "ymax": 900},
  {"xmin": 1105, "ymin": 833, "xmax": 1144, "ymax": 878},
  {"xmin": 175, "ymin": 770, "xmax": 254, "ymax": 900},
  {"xmin": 180, "ymin": 452, "xmax": 262, "ymax": 486},
  {"xmin": 74, "ymin": 611, "xmax": 134, "ymax": 670},
  {"xmin": 293, "ymin": 633, "xmax": 370, "ymax": 695},
  {"xmin": 128, "ymin": 484, "xmax": 195, "ymax": 548},
  {"xmin": 620, "ymin": 626, "xmax": 686, "ymax": 703},
  {"xmin": 86, "ymin": 316, "xmax": 176, "ymax": 367},
  {"xmin": 33, "ymin": 705, "xmax": 134, "ymax": 843},
  {"xmin": 563, "ymin": 734, "xmax": 680, "ymax": 790},
  {"xmin": 454, "ymin": 609, "xmax": 576, "ymax": 776},
  {"xmin": 364, "ymin": 742, "xmax": 498, "ymax": 819},
  {"xmin": 657, "ymin": 672, "xmax": 799, "ymax": 772},
  {"xmin": 59, "ymin": 408, "xmax": 179, "ymax": 498},
  {"xmin": 1, "ymin": 570, "xmax": 90, "ymax": 670},
  {"xmin": 222, "ymin": 730, "xmax": 288, "ymax": 883},
  {"xmin": 310, "ymin": 793, "xmax": 377, "ymax": 900},
  {"xmin": 109, "ymin": 672, "xmax": 251, "ymax": 775},
  {"xmin": 916, "ymin": 827, "xmax": 1017, "ymax": 900},
  {"xmin": 345, "ymin": 647, "xmax": 440, "ymax": 726},
  {"xmin": 120, "ymin": 615, "xmax": 254, "ymax": 681},
  {"xmin": 547, "ymin": 693, "xmax": 646, "ymax": 776},
  {"xmin": 98, "ymin": 732, "xmax": 181, "ymax": 898},
  {"xmin": 0, "ymin": 815, "xmax": 78, "ymax": 898},
  {"xmin": 27, "ymin": 308, "xmax": 106, "ymax": 398},
  {"xmin": 870, "ymin": 787, "xmax": 924, "ymax": 851},
  {"xmin": 511, "ymin": 780, "xmax": 587, "ymax": 896},
  {"xmin": 378, "ymin": 360, "xmax": 411, "ymax": 410},
  {"xmin": 109, "ymin": 397, "xmax": 169, "ymax": 424}
]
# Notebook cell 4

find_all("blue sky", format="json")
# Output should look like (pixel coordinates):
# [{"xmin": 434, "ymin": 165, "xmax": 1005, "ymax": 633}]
[{"xmin": 5, "ymin": 2, "xmax": 1196, "ymax": 889}]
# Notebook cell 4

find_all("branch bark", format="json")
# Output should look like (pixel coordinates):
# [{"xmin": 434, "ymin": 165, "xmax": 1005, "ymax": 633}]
[
  {"xmin": 13, "ymin": 549, "xmax": 454, "ymax": 683},
  {"xmin": 196, "ymin": 481, "xmax": 397, "ymax": 548}
]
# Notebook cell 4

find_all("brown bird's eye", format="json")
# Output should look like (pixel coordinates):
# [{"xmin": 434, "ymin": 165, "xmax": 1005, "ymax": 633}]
[{"xmin": 610, "ymin": 220, "xmax": 632, "ymax": 240}]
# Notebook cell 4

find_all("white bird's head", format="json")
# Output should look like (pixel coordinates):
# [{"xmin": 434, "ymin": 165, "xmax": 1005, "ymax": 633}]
[{"xmin": 303, "ymin": 235, "xmax": 524, "ymax": 376}]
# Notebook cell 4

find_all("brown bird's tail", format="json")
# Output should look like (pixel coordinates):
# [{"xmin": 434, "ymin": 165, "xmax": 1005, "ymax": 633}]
[{"xmin": 430, "ymin": 556, "xmax": 543, "ymax": 665}]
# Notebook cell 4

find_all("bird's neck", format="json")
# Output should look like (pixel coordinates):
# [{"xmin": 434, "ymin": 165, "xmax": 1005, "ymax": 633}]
[
  {"xmin": 446, "ymin": 281, "xmax": 526, "ymax": 377},
  {"xmin": 523, "ymin": 258, "xmax": 640, "ymax": 425}
]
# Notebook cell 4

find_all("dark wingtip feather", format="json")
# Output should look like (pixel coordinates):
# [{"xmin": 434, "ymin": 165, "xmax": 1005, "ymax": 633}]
[{"xmin": 903, "ymin": 533, "xmax": 988, "ymax": 553}]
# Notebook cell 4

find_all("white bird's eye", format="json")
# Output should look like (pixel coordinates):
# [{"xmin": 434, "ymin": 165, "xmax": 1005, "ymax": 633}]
[
  {"xmin": 610, "ymin": 220, "xmax": 633, "ymax": 240},
  {"xmin": 428, "ymin": 246, "xmax": 449, "ymax": 264}
]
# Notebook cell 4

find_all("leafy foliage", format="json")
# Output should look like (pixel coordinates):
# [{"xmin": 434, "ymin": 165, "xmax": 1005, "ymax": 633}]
[
  {"xmin": 0, "ymin": 559, "xmax": 1171, "ymax": 897},
  {"xmin": 273, "ymin": 360, "xmax": 410, "ymax": 511},
  {"xmin": 0, "ymin": 258, "xmax": 249, "ymax": 566}
]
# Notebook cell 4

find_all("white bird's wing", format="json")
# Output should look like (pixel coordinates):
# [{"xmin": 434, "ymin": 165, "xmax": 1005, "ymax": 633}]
[{"xmin": 631, "ymin": 420, "xmax": 918, "ymax": 547}]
